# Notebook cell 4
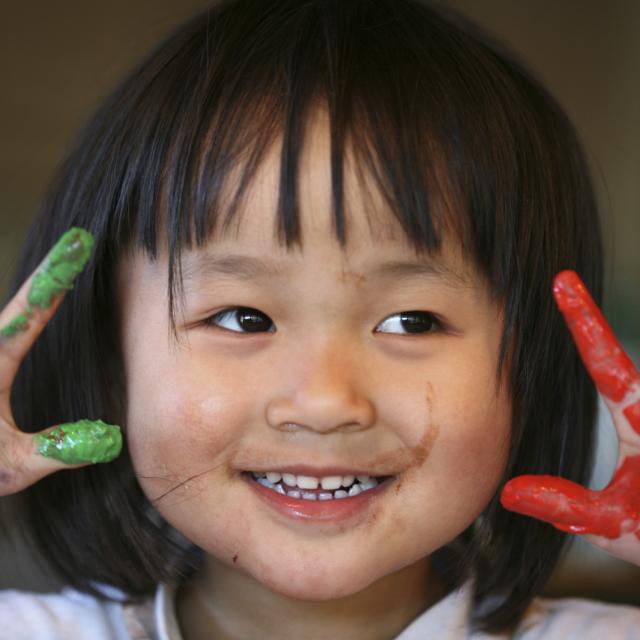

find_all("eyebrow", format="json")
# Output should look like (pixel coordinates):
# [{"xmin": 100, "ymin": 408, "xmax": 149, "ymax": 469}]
[
  {"xmin": 180, "ymin": 254, "xmax": 469, "ymax": 290},
  {"xmin": 181, "ymin": 254, "xmax": 288, "ymax": 284},
  {"xmin": 371, "ymin": 259, "xmax": 469, "ymax": 287}
]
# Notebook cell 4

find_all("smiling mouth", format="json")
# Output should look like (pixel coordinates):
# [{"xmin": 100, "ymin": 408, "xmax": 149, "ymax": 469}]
[{"xmin": 243, "ymin": 471, "xmax": 394, "ymax": 501}]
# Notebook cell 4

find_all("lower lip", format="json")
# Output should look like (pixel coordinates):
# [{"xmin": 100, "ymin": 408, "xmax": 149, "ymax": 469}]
[{"xmin": 243, "ymin": 474, "xmax": 395, "ymax": 522}]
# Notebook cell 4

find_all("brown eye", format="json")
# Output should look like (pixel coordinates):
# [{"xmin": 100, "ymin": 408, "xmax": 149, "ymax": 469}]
[
  {"xmin": 204, "ymin": 307, "xmax": 275, "ymax": 333},
  {"xmin": 375, "ymin": 311, "xmax": 441, "ymax": 335}
]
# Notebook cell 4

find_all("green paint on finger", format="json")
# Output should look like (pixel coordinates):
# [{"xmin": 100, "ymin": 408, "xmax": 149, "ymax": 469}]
[
  {"xmin": 0, "ymin": 227, "xmax": 94, "ymax": 338},
  {"xmin": 34, "ymin": 419, "xmax": 122, "ymax": 465},
  {"xmin": 0, "ymin": 308, "xmax": 34, "ymax": 337},
  {"xmin": 28, "ymin": 227, "xmax": 95, "ymax": 310}
]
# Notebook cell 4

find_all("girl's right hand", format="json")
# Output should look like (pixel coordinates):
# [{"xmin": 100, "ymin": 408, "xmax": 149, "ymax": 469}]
[{"xmin": 0, "ymin": 228, "xmax": 121, "ymax": 497}]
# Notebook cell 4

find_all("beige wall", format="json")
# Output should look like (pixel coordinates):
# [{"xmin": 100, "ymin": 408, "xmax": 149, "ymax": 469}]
[
  {"xmin": 1, "ymin": 0, "xmax": 639, "ymax": 601},
  {"xmin": 449, "ymin": 0, "xmax": 640, "ymax": 345}
]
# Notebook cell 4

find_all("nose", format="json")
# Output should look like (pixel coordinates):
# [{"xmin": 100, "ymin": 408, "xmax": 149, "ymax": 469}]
[{"xmin": 265, "ymin": 338, "xmax": 376, "ymax": 434}]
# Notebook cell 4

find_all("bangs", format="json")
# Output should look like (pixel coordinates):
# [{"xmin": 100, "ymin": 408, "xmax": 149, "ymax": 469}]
[{"xmin": 104, "ymin": 0, "xmax": 554, "ymax": 331}]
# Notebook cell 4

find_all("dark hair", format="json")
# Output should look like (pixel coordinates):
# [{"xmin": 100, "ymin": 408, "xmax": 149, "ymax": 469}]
[{"xmin": 7, "ymin": 0, "xmax": 601, "ymax": 633}]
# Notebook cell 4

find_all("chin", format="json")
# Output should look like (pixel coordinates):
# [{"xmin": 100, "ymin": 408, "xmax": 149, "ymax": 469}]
[
  {"xmin": 252, "ymin": 558, "xmax": 377, "ymax": 602},
  {"xmin": 266, "ymin": 579, "xmax": 372, "ymax": 602}
]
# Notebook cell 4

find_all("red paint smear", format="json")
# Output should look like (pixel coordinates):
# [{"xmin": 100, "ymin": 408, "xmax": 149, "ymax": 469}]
[
  {"xmin": 553, "ymin": 270, "xmax": 638, "ymax": 403},
  {"xmin": 623, "ymin": 400, "xmax": 640, "ymax": 436},
  {"xmin": 501, "ymin": 455, "xmax": 640, "ymax": 540}
]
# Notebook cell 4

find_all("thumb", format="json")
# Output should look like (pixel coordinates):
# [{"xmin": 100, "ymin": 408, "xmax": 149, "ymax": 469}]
[{"xmin": 500, "ymin": 474, "xmax": 622, "ymax": 538}]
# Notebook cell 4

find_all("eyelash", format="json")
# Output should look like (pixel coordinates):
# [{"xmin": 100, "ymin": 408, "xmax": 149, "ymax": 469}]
[{"xmin": 200, "ymin": 307, "xmax": 445, "ymax": 336}]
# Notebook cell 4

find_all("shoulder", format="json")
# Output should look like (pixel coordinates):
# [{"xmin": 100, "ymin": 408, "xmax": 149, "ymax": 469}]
[
  {"xmin": 516, "ymin": 595, "xmax": 640, "ymax": 639},
  {"xmin": 395, "ymin": 583, "xmax": 640, "ymax": 640},
  {"xmin": 0, "ymin": 588, "xmax": 132, "ymax": 640}
]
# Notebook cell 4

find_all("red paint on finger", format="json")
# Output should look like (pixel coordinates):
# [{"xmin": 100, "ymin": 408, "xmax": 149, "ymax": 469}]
[
  {"xmin": 623, "ymin": 400, "xmax": 640, "ymax": 436},
  {"xmin": 500, "ymin": 475, "xmax": 604, "ymax": 531},
  {"xmin": 501, "ymin": 455, "xmax": 640, "ymax": 540},
  {"xmin": 553, "ymin": 271, "xmax": 639, "ymax": 403}
]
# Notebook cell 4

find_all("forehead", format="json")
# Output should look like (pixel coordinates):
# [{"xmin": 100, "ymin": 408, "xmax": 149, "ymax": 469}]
[
  {"xmin": 181, "ymin": 110, "xmax": 473, "ymax": 281},
  {"xmin": 217, "ymin": 109, "xmax": 396, "ymax": 247}
]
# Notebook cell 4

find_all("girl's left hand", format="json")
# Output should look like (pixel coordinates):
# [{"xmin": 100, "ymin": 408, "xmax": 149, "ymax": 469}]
[{"xmin": 501, "ymin": 270, "xmax": 640, "ymax": 567}]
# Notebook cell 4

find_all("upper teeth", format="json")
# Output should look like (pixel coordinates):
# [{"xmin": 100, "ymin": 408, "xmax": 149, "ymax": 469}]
[{"xmin": 253, "ymin": 472, "xmax": 372, "ymax": 490}]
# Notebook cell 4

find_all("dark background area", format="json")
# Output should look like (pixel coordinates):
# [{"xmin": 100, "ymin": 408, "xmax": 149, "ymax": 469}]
[{"xmin": 1, "ymin": 0, "xmax": 639, "ymax": 603}]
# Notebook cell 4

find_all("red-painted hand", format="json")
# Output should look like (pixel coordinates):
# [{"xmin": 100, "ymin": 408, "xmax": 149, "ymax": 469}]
[{"xmin": 501, "ymin": 270, "xmax": 640, "ymax": 566}]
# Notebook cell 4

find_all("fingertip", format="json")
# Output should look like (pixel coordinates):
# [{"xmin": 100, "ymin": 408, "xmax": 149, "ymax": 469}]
[
  {"xmin": 27, "ymin": 228, "xmax": 95, "ymax": 311},
  {"xmin": 552, "ymin": 270, "xmax": 588, "ymax": 312},
  {"xmin": 34, "ymin": 420, "xmax": 122, "ymax": 466},
  {"xmin": 553, "ymin": 269, "xmax": 579, "ymax": 290},
  {"xmin": 500, "ymin": 475, "xmax": 536, "ymax": 511}
]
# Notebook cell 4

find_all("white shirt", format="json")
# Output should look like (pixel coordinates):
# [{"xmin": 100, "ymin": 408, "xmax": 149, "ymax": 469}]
[{"xmin": 1, "ymin": 581, "xmax": 639, "ymax": 639}]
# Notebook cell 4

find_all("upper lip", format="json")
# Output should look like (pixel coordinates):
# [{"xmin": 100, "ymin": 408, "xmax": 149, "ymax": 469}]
[{"xmin": 242, "ymin": 465, "xmax": 396, "ymax": 477}]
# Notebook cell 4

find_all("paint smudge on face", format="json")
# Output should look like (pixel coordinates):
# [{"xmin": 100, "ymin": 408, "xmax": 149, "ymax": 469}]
[
  {"xmin": 0, "ymin": 228, "xmax": 94, "ymax": 338},
  {"xmin": 388, "ymin": 383, "xmax": 439, "ymax": 504},
  {"xmin": 338, "ymin": 266, "xmax": 367, "ymax": 287},
  {"xmin": 411, "ymin": 382, "xmax": 439, "ymax": 468},
  {"xmin": 501, "ymin": 271, "xmax": 640, "ymax": 540},
  {"xmin": 34, "ymin": 419, "xmax": 122, "ymax": 465}
]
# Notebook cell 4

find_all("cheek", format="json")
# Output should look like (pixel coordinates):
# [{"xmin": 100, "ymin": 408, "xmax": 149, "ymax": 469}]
[
  {"xmin": 124, "ymin": 358, "xmax": 250, "ymax": 488},
  {"xmin": 428, "ymin": 371, "xmax": 511, "ymax": 496}
]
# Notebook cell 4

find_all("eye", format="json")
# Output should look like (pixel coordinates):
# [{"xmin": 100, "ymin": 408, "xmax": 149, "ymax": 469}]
[
  {"xmin": 202, "ymin": 307, "xmax": 275, "ymax": 334},
  {"xmin": 375, "ymin": 311, "xmax": 443, "ymax": 335}
]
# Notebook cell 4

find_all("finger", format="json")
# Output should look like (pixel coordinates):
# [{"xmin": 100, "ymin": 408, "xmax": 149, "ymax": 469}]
[
  {"xmin": 553, "ymin": 270, "xmax": 640, "ymax": 435},
  {"xmin": 500, "ymin": 474, "xmax": 631, "ymax": 539},
  {"xmin": 0, "ymin": 419, "xmax": 122, "ymax": 496},
  {"xmin": 0, "ymin": 228, "xmax": 94, "ymax": 411}
]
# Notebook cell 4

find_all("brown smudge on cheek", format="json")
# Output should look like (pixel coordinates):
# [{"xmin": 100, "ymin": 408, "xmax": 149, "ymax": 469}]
[
  {"xmin": 360, "ymin": 383, "xmax": 440, "ymax": 479},
  {"xmin": 375, "ymin": 384, "xmax": 439, "ymax": 531},
  {"xmin": 392, "ymin": 382, "xmax": 439, "ymax": 497},
  {"xmin": 411, "ymin": 382, "xmax": 439, "ymax": 468}
]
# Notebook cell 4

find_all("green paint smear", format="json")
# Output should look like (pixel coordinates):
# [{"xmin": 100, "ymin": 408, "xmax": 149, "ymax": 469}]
[
  {"xmin": 34, "ymin": 419, "xmax": 122, "ymax": 465},
  {"xmin": 0, "ymin": 227, "xmax": 94, "ymax": 338},
  {"xmin": 0, "ymin": 308, "xmax": 33, "ymax": 338},
  {"xmin": 28, "ymin": 227, "xmax": 94, "ymax": 310}
]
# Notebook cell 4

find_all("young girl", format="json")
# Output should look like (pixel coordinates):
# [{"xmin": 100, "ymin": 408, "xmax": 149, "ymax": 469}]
[{"xmin": 0, "ymin": 0, "xmax": 638, "ymax": 637}]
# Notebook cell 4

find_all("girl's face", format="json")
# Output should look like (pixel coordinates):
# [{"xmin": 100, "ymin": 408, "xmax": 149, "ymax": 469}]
[{"xmin": 119, "ymin": 115, "xmax": 511, "ymax": 600}]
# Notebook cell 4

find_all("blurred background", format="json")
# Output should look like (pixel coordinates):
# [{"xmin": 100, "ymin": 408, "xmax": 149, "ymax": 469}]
[{"xmin": 1, "ymin": 0, "xmax": 639, "ymax": 603}]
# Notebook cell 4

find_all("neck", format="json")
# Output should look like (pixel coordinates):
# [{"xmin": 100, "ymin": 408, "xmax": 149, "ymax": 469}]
[{"xmin": 177, "ymin": 555, "xmax": 446, "ymax": 640}]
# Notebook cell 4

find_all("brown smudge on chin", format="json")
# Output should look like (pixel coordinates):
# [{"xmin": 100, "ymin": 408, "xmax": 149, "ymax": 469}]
[
  {"xmin": 232, "ymin": 554, "xmax": 238, "ymax": 563},
  {"xmin": 0, "ymin": 471, "xmax": 11, "ymax": 484}
]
